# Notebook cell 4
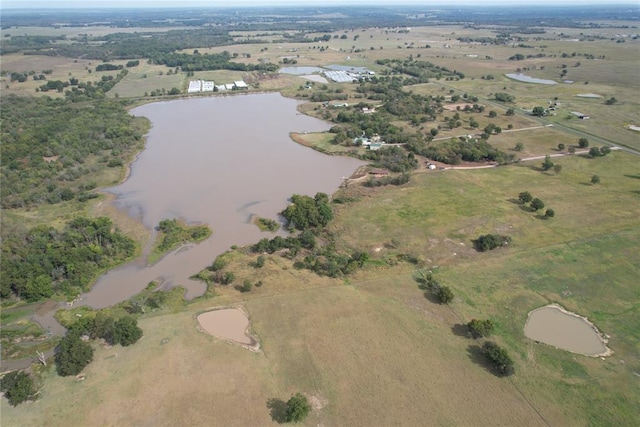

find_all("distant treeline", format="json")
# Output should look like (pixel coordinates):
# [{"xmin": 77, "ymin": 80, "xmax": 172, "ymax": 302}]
[{"xmin": 149, "ymin": 51, "xmax": 278, "ymax": 72}]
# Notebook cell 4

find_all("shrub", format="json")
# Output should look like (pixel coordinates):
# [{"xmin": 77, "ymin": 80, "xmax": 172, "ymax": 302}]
[
  {"xmin": 55, "ymin": 333, "xmax": 94, "ymax": 376},
  {"xmin": 482, "ymin": 341, "xmax": 515, "ymax": 376},
  {"xmin": 435, "ymin": 285, "xmax": 454, "ymax": 304},
  {"xmin": 1, "ymin": 371, "xmax": 37, "ymax": 406},
  {"xmin": 285, "ymin": 393, "xmax": 311, "ymax": 423},
  {"xmin": 467, "ymin": 319, "xmax": 495, "ymax": 338},
  {"xmin": 475, "ymin": 234, "xmax": 511, "ymax": 251}
]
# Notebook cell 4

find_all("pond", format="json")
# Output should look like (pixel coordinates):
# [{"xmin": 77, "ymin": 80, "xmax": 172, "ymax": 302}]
[
  {"xmin": 505, "ymin": 73, "xmax": 557, "ymax": 85},
  {"xmin": 77, "ymin": 92, "xmax": 364, "ymax": 309},
  {"xmin": 197, "ymin": 308, "xmax": 257, "ymax": 348},
  {"xmin": 524, "ymin": 304, "xmax": 611, "ymax": 357},
  {"xmin": 279, "ymin": 66, "xmax": 326, "ymax": 75}
]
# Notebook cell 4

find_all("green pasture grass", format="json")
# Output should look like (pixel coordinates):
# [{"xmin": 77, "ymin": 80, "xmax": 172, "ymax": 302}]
[{"xmin": 484, "ymin": 126, "xmax": 580, "ymax": 158}]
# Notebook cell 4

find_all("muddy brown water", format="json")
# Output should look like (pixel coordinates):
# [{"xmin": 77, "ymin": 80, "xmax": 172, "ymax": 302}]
[
  {"xmin": 197, "ymin": 309, "xmax": 256, "ymax": 346},
  {"xmin": 75, "ymin": 93, "xmax": 364, "ymax": 309},
  {"xmin": 524, "ymin": 305, "xmax": 610, "ymax": 356}
]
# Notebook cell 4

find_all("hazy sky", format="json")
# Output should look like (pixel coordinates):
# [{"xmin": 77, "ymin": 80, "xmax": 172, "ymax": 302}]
[{"xmin": 3, "ymin": 0, "xmax": 638, "ymax": 9}]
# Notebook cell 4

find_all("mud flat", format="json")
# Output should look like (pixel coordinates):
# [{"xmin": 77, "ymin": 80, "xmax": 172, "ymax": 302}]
[
  {"xmin": 524, "ymin": 304, "xmax": 612, "ymax": 357},
  {"xmin": 197, "ymin": 308, "xmax": 259, "ymax": 350}
]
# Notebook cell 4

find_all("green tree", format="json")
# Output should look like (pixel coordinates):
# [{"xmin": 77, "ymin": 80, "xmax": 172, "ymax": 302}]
[
  {"xmin": 518, "ymin": 191, "xmax": 533, "ymax": 204},
  {"xmin": 532, "ymin": 106, "xmax": 546, "ymax": 117},
  {"xmin": 505, "ymin": 108, "xmax": 515, "ymax": 116},
  {"xmin": 542, "ymin": 155, "xmax": 554, "ymax": 171},
  {"xmin": 0, "ymin": 371, "xmax": 37, "ymax": 406},
  {"xmin": 589, "ymin": 147, "xmax": 601, "ymax": 157},
  {"xmin": 482, "ymin": 341, "xmax": 514, "ymax": 376},
  {"xmin": 530, "ymin": 198, "xmax": 545, "ymax": 211},
  {"xmin": 112, "ymin": 316, "xmax": 143, "ymax": 346},
  {"xmin": 255, "ymin": 255, "xmax": 265, "ymax": 268},
  {"xmin": 285, "ymin": 393, "xmax": 311, "ymax": 423},
  {"xmin": 544, "ymin": 209, "xmax": 555, "ymax": 219},
  {"xmin": 600, "ymin": 146, "xmax": 611, "ymax": 156},
  {"xmin": 553, "ymin": 164, "xmax": 563, "ymax": 175},
  {"xmin": 558, "ymin": 143, "xmax": 565, "ymax": 151},
  {"xmin": 591, "ymin": 175, "xmax": 600, "ymax": 185},
  {"xmin": 568, "ymin": 146, "xmax": 576, "ymax": 155},
  {"xmin": 488, "ymin": 110, "xmax": 497, "ymax": 118},
  {"xmin": 475, "ymin": 234, "xmax": 511, "ymax": 252},
  {"xmin": 467, "ymin": 319, "xmax": 495, "ymax": 338},
  {"xmin": 578, "ymin": 138, "xmax": 589, "ymax": 148},
  {"xmin": 55, "ymin": 333, "xmax": 94, "ymax": 376},
  {"xmin": 604, "ymin": 97, "xmax": 617, "ymax": 105},
  {"xmin": 435, "ymin": 285, "xmax": 454, "ymax": 304},
  {"xmin": 24, "ymin": 275, "xmax": 54, "ymax": 302}
]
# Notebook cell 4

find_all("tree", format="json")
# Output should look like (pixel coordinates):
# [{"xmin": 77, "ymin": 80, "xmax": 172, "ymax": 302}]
[
  {"xmin": 285, "ymin": 393, "xmax": 311, "ymax": 423},
  {"xmin": 532, "ymin": 106, "xmax": 546, "ymax": 117},
  {"xmin": 112, "ymin": 316, "xmax": 143, "ymax": 346},
  {"xmin": 435, "ymin": 285, "xmax": 454, "ymax": 304},
  {"xmin": 530, "ymin": 198, "xmax": 545, "ymax": 211},
  {"xmin": 604, "ymin": 97, "xmax": 617, "ymax": 105},
  {"xmin": 488, "ymin": 110, "xmax": 497, "ymax": 118},
  {"xmin": 55, "ymin": 333, "xmax": 94, "ymax": 376},
  {"xmin": 591, "ymin": 174, "xmax": 600, "ymax": 185},
  {"xmin": 255, "ymin": 255, "xmax": 265, "ymax": 268},
  {"xmin": 482, "ymin": 341, "xmax": 514, "ymax": 376},
  {"xmin": 514, "ymin": 142, "xmax": 524, "ymax": 152},
  {"xmin": 578, "ymin": 138, "xmax": 589, "ymax": 148},
  {"xmin": 600, "ymin": 146, "xmax": 611, "ymax": 156},
  {"xmin": 542, "ymin": 155, "xmax": 554, "ymax": 171},
  {"xmin": 589, "ymin": 147, "xmax": 601, "ymax": 157},
  {"xmin": 518, "ymin": 191, "xmax": 533, "ymax": 204},
  {"xmin": 553, "ymin": 164, "xmax": 563, "ymax": 175},
  {"xmin": 568, "ymin": 146, "xmax": 576, "ymax": 155},
  {"xmin": 0, "ymin": 371, "xmax": 37, "ymax": 406},
  {"xmin": 558, "ymin": 143, "xmax": 565, "ymax": 151},
  {"xmin": 544, "ymin": 209, "xmax": 555, "ymax": 219},
  {"xmin": 467, "ymin": 319, "xmax": 495, "ymax": 338},
  {"xmin": 506, "ymin": 108, "xmax": 515, "ymax": 116},
  {"xmin": 475, "ymin": 234, "xmax": 511, "ymax": 252}
]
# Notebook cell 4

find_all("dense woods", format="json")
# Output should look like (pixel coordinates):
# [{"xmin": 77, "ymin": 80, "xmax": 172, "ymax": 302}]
[
  {"xmin": 0, "ymin": 95, "xmax": 144, "ymax": 209},
  {"xmin": 1, "ymin": 217, "xmax": 135, "ymax": 301}
]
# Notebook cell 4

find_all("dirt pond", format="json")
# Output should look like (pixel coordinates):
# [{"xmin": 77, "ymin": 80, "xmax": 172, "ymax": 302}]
[
  {"xmin": 197, "ymin": 308, "xmax": 258, "ymax": 348},
  {"xmin": 524, "ymin": 304, "xmax": 611, "ymax": 357}
]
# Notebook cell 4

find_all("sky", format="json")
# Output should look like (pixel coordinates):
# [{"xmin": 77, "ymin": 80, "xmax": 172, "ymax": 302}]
[{"xmin": 2, "ymin": 0, "xmax": 638, "ymax": 9}]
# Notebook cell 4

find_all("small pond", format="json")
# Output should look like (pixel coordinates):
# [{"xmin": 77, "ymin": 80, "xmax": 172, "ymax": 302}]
[
  {"xmin": 279, "ymin": 66, "xmax": 326, "ymax": 75},
  {"xmin": 505, "ymin": 73, "xmax": 557, "ymax": 85},
  {"xmin": 197, "ymin": 308, "xmax": 258, "ymax": 348},
  {"xmin": 524, "ymin": 304, "xmax": 611, "ymax": 357}
]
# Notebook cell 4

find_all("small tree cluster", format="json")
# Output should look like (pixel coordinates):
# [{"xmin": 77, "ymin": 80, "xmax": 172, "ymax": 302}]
[
  {"xmin": 1, "ymin": 371, "xmax": 37, "ymax": 406},
  {"xmin": 475, "ymin": 234, "xmax": 512, "ymax": 252},
  {"xmin": 541, "ymin": 155, "xmax": 554, "ymax": 171},
  {"xmin": 435, "ymin": 285, "xmax": 455, "ymax": 304},
  {"xmin": 482, "ymin": 341, "xmax": 515, "ymax": 376},
  {"xmin": 589, "ymin": 146, "xmax": 612, "ymax": 157},
  {"xmin": 467, "ymin": 319, "xmax": 495, "ymax": 338}
]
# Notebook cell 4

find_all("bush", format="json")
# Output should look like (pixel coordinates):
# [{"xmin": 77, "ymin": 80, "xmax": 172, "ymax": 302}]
[
  {"xmin": 530, "ymin": 198, "xmax": 545, "ymax": 212},
  {"xmin": 482, "ymin": 341, "xmax": 515, "ymax": 376},
  {"xmin": 1, "ymin": 371, "xmax": 37, "ymax": 406},
  {"xmin": 111, "ymin": 316, "xmax": 143, "ymax": 346},
  {"xmin": 475, "ymin": 234, "xmax": 511, "ymax": 251},
  {"xmin": 435, "ymin": 285, "xmax": 454, "ymax": 304},
  {"xmin": 55, "ymin": 333, "xmax": 94, "ymax": 376},
  {"xmin": 285, "ymin": 393, "xmax": 311, "ymax": 423},
  {"xmin": 467, "ymin": 319, "xmax": 494, "ymax": 338}
]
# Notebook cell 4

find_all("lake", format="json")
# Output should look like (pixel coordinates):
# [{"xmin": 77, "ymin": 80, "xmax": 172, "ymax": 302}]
[{"xmin": 78, "ymin": 92, "xmax": 364, "ymax": 308}]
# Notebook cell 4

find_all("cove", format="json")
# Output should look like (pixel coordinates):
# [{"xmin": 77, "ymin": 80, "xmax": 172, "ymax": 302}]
[{"xmin": 78, "ymin": 92, "xmax": 364, "ymax": 309}]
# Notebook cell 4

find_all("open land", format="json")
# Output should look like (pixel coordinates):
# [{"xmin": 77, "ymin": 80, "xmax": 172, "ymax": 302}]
[{"xmin": 1, "ymin": 6, "xmax": 639, "ymax": 426}]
